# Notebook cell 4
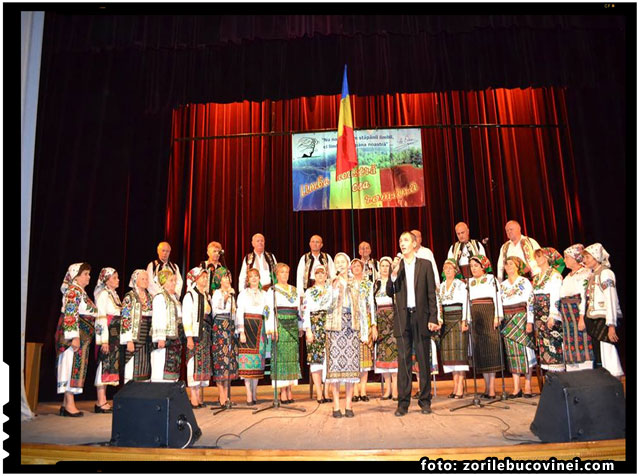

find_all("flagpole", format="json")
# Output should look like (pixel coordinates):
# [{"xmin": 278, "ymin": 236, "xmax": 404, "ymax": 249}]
[{"xmin": 349, "ymin": 170, "xmax": 356, "ymax": 259}]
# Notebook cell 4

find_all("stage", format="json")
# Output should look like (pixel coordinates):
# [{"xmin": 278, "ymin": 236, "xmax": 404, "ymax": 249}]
[{"xmin": 20, "ymin": 379, "xmax": 626, "ymax": 464}]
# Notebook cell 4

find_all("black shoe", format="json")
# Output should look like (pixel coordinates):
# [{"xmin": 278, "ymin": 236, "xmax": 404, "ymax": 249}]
[
  {"xmin": 60, "ymin": 406, "xmax": 83, "ymax": 417},
  {"xmin": 453, "ymin": 394, "xmax": 464, "ymax": 399},
  {"xmin": 420, "ymin": 405, "xmax": 432, "ymax": 414},
  {"xmin": 394, "ymin": 408, "xmax": 408, "ymax": 417},
  {"xmin": 344, "ymin": 409, "xmax": 355, "ymax": 418},
  {"xmin": 523, "ymin": 393, "xmax": 534, "ymax": 399},
  {"xmin": 380, "ymin": 395, "xmax": 392, "ymax": 400},
  {"xmin": 392, "ymin": 397, "xmax": 398, "ymax": 401},
  {"xmin": 322, "ymin": 397, "xmax": 333, "ymax": 403},
  {"xmin": 352, "ymin": 396, "xmax": 361, "ymax": 402},
  {"xmin": 448, "ymin": 393, "xmax": 456, "ymax": 399},
  {"xmin": 246, "ymin": 400, "xmax": 256, "ymax": 406},
  {"xmin": 94, "ymin": 404, "xmax": 112, "ymax": 414},
  {"xmin": 360, "ymin": 395, "xmax": 370, "ymax": 402},
  {"xmin": 508, "ymin": 390, "xmax": 523, "ymax": 399},
  {"xmin": 332, "ymin": 410, "xmax": 343, "ymax": 418}
]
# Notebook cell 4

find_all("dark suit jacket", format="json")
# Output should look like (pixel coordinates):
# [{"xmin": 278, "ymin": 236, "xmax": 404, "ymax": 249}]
[{"xmin": 386, "ymin": 257, "xmax": 438, "ymax": 338}]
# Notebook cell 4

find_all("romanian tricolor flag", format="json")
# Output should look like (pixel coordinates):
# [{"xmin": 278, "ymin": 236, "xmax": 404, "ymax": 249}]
[{"xmin": 336, "ymin": 65, "xmax": 358, "ymax": 179}]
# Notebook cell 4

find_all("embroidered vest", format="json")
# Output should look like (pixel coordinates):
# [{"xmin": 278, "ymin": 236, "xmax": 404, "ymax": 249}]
[
  {"xmin": 302, "ymin": 252, "xmax": 328, "ymax": 291},
  {"xmin": 246, "ymin": 251, "xmax": 276, "ymax": 275},
  {"xmin": 452, "ymin": 240, "xmax": 480, "ymax": 263}
]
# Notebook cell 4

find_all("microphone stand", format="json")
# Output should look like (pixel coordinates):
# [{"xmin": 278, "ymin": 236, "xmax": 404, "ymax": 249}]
[
  {"xmin": 254, "ymin": 277, "xmax": 306, "ymax": 414},
  {"xmin": 485, "ymin": 241, "xmax": 536, "ymax": 407},
  {"xmin": 451, "ymin": 265, "xmax": 508, "ymax": 412},
  {"xmin": 211, "ymin": 253, "xmax": 254, "ymax": 415}
]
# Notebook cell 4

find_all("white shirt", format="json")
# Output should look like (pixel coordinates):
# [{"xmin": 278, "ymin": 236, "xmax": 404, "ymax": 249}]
[
  {"xmin": 95, "ymin": 289, "xmax": 121, "ymax": 345},
  {"xmin": 238, "ymin": 251, "xmax": 278, "ymax": 292},
  {"xmin": 500, "ymin": 276, "xmax": 534, "ymax": 324},
  {"xmin": 151, "ymin": 293, "xmax": 182, "ymax": 342},
  {"xmin": 415, "ymin": 246, "xmax": 440, "ymax": 286},
  {"xmin": 404, "ymin": 257, "xmax": 417, "ymax": 308},
  {"xmin": 236, "ymin": 288, "xmax": 270, "ymax": 332},
  {"xmin": 560, "ymin": 267, "xmax": 592, "ymax": 317}
]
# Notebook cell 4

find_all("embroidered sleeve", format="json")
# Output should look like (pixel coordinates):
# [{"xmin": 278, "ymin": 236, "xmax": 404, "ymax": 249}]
[{"xmin": 62, "ymin": 289, "xmax": 81, "ymax": 339}]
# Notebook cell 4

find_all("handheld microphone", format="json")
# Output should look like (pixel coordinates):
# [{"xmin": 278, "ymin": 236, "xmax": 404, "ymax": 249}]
[
  {"xmin": 219, "ymin": 249, "xmax": 225, "ymax": 256},
  {"xmin": 481, "ymin": 237, "xmax": 489, "ymax": 245}
]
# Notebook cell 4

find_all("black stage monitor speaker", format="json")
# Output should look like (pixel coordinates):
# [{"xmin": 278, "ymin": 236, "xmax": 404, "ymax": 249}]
[
  {"xmin": 530, "ymin": 367, "xmax": 625, "ymax": 442},
  {"xmin": 110, "ymin": 381, "xmax": 202, "ymax": 448}
]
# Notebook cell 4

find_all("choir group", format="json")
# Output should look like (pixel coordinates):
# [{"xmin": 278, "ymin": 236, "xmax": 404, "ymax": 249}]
[{"xmin": 54, "ymin": 220, "xmax": 624, "ymax": 419}]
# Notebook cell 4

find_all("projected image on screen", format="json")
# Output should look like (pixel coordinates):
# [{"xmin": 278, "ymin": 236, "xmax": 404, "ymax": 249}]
[{"xmin": 292, "ymin": 128, "xmax": 426, "ymax": 211}]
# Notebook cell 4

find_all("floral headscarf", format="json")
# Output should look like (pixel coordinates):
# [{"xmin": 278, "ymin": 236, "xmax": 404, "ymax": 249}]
[
  {"xmin": 128, "ymin": 269, "xmax": 146, "ymax": 289},
  {"xmin": 60, "ymin": 263, "xmax": 82, "ymax": 295},
  {"xmin": 157, "ymin": 268, "xmax": 174, "ymax": 287},
  {"xmin": 540, "ymin": 247, "xmax": 565, "ymax": 274},
  {"xmin": 94, "ymin": 267, "xmax": 117, "ymax": 301},
  {"xmin": 505, "ymin": 256, "xmax": 527, "ymax": 276},
  {"xmin": 469, "ymin": 254, "xmax": 493, "ymax": 274},
  {"xmin": 212, "ymin": 266, "xmax": 230, "ymax": 290},
  {"xmin": 564, "ymin": 244, "xmax": 585, "ymax": 264},
  {"xmin": 584, "ymin": 243, "xmax": 611, "ymax": 267},
  {"xmin": 441, "ymin": 258, "xmax": 463, "ymax": 281},
  {"xmin": 186, "ymin": 266, "xmax": 206, "ymax": 290}
]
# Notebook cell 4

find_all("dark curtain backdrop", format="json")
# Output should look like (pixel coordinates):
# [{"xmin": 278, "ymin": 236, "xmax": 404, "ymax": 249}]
[
  {"xmin": 167, "ymin": 88, "xmax": 584, "ymax": 279},
  {"xmin": 25, "ymin": 13, "xmax": 631, "ymax": 401}
]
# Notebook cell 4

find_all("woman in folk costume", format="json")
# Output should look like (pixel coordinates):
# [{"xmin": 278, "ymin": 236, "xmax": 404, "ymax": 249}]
[
  {"xmin": 468, "ymin": 255, "xmax": 503, "ymax": 399},
  {"xmin": 560, "ymin": 244, "xmax": 595, "ymax": 371},
  {"xmin": 582, "ymin": 243, "xmax": 624, "ymax": 378},
  {"xmin": 500, "ymin": 256, "xmax": 537, "ymax": 398},
  {"xmin": 55, "ymin": 263, "xmax": 97, "ymax": 417},
  {"xmin": 120, "ymin": 269, "xmax": 153, "ymax": 383},
  {"xmin": 326, "ymin": 252, "xmax": 367, "ymax": 418},
  {"xmin": 93, "ymin": 267, "xmax": 121, "ymax": 413},
  {"xmin": 210, "ymin": 268, "xmax": 240, "ymax": 407},
  {"xmin": 374, "ymin": 257, "xmax": 399, "ymax": 400},
  {"xmin": 531, "ymin": 248, "xmax": 565, "ymax": 372},
  {"xmin": 303, "ymin": 265, "xmax": 333, "ymax": 403},
  {"xmin": 350, "ymin": 258, "xmax": 377, "ymax": 402},
  {"xmin": 236, "ymin": 268, "xmax": 270, "ymax": 405},
  {"xmin": 150, "ymin": 269, "xmax": 183, "ymax": 385},
  {"xmin": 183, "ymin": 267, "xmax": 213, "ymax": 408},
  {"xmin": 266, "ymin": 263, "xmax": 310, "ymax": 404},
  {"xmin": 437, "ymin": 259, "xmax": 469, "ymax": 399}
]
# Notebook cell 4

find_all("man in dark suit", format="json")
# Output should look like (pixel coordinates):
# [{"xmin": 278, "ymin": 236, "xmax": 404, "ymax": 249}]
[{"xmin": 386, "ymin": 231, "xmax": 439, "ymax": 416}]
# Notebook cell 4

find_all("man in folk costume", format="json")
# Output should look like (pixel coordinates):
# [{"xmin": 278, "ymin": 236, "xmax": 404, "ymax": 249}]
[
  {"xmin": 238, "ymin": 233, "xmax": 278, "ymax": 292},
  {"xmin": 496, "ymin": 220, "xmax": 541, "ymax": 281},
  {"xmin": 447, "ymin": 222, "xmax": 486, "ymax": 280},
  {"xmin": 358, "ymin": 241, "xmax": 378, "ymax": 283},
  {"xmin": 146, "ymin": 241, "xmax": 184, "ymax": 298},
  {"xmin": 296, "ymin": 234, "xmax": 336, "ymax": 303}
]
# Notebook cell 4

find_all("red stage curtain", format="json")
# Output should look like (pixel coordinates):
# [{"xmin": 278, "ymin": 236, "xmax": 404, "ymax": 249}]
[{"xmin": 167, "ymin": 88, "xmax": 583, "ymax": 281}]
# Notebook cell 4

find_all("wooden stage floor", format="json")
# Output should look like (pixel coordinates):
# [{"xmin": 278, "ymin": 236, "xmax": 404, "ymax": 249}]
[{"xmin": 21, "ymin": 379, "xmax": 626, "ymax": 464}]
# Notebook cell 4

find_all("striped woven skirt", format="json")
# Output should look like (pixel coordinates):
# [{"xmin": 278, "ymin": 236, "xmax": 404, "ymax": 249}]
[
  {"xmin": 374, "ymin": 305, "xmax": 398, "ymax": 371},
  {"xmin": 124, "ymin": 315, "xmax": 152, "ymax": 381},
  {"xmin": 326, "ymin": 309, "xmax": 361, "ymax": 383},
  {"xmin": 440, "ymin": 303, "xmax": 468, "ymax": 369},
  {"xmin": 470, "ymin": 298, "xmax": 503, "ymax": 373},
  {"xmin": 560, "ymin": 295, "xmax": 594, "ymax": 365},
  {"xmin": 210, "ymin": 313, "xmax": 238, "ymax": 382},
  {"xmin": 533, "ymin": 294, "xmax": 565, "ymax": 371},
  {"xmin": 55, "ymin": 313, "xmax": 95, "ymax": 390},
  {"xmin": 501, "ymin": 302, "xmax": 536, "ymax": 374},
  {"xmin": 271, "ymin": 307, "xmax": 302, "ymax": 383},
  {"xmin": 237, "ymin": 313, "xmax": 267, "ymax": 379}
]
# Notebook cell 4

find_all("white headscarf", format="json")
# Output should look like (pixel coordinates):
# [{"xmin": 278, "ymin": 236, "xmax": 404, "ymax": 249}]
[
  {"xmin": 60, "ymin": 263, "xmax": 83, "ymax": 295},
  {"xmin": 584, "ymin": 243, "xmax": 611, "ymax": 267}
]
